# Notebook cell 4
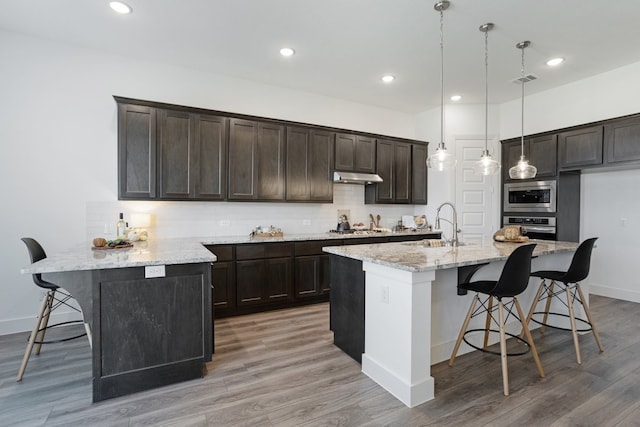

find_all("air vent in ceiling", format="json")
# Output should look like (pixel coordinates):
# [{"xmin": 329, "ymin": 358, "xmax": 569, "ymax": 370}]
[{"xmin": 512, "ymin": 74, "xmax": 538, "ymax": 84}]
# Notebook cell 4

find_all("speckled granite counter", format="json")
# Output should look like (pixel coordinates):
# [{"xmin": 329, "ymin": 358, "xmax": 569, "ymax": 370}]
[
  {"xmin": 21, "ymin": 230, "xmax": 440, "ymax": 274},
  {"xmin": 322, "ymin": 239, "xmax": 579, "ymax": 272}
]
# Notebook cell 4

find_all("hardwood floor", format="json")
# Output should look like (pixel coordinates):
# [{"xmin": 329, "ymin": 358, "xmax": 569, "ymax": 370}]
[{"xmin": 1, "ymin": 296, "xmax": 639, "ymax": 426}]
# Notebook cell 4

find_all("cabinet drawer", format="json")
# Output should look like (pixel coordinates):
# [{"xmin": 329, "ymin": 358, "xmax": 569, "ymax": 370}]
[
  {"xmin": 343, "ymin": 237, "xmax": 389, "ymax": 245},
  {"xmin": 204, "ymin": 245, "xmax": 234, "ymax": 262},
  {"xmin": 295, "ymin": 240, "xmax": 342, "ymax": 256},
  {"xmin": 236, "ymin": 242, "xmax": 292, "ymax": 260}
]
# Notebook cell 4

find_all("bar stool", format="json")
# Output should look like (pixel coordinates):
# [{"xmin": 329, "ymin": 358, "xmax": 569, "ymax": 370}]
[
  {"xmin": 524, "ymin": 237, "xmax": 603, "ymax": 365},
  {"xmin": 17, "ymin": 238, "xmax": 87, "ymax": 382},
  {"xmin": 449, "ymin": 243, "xmax": 543, "ymax": 396}
]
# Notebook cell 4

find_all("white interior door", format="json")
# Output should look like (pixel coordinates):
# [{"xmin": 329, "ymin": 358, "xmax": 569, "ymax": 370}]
[{"xmin": 455, "ymin": 137, "xmax": 500, "ymax": 245}]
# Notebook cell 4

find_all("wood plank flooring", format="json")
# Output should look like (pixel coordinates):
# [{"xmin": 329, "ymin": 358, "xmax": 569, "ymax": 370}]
[{"xmin": 0, "ymin": 295, "xmax": 639, "ymax": 426}]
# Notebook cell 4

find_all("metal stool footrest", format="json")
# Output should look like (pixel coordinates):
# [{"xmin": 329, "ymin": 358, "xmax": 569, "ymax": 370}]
[
  {"xmin": 463, "ymin": 328, "xmax": 531, "ymax": 357},
  {"xmin": 33, "ymin": 319, "xmax": 87, "ymax": 345},
  {"xmin": 530, "ymin": 311, "xmax": 594, "ymax": 333}
]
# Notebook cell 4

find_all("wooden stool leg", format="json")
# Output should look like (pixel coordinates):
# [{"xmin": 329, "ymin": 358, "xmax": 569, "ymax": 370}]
[
  {"xmin": 483, "ymin": 296, "xmax": 493, "ymax": 349},
  {"xmin": 522, "ymin": 281, "xmax": 546, "ymax": 338},
  {"xmin": 16, "ymin": 292, "xmax": 51, "ymax": 381},
  {"xmin": 515, "ymin": 298, "xmax": 545, "ymax": 378},
  {"xmin": 540, "ymin": 281, "xmax": 555, "ymax": 334},
  {"xmin": 35, "ymin": 290, "xmax": 54, "ymax": 355},
  {"xmin": 449, "ymin": 295, "xmax": 478, "ymax": 366},
  {"xmin": 566, "ymin": 285, "xmax": 582, "ymax": 364},
  {"xmin": 576, "ymin": 284, "xmax": 604, "ymax": 353},
  {"xmin": 498, "ymin": 300, "xmax": 509, "ymax": 396}
]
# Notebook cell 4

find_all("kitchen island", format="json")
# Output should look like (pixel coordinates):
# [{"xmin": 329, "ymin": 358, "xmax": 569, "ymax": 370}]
[
  {"xmin": 323, "ymin": 239, "xmax": 581, "ymax": 408},
  {"xmin": 20, "ymin": 238, "xmax": 216, "ymax": 402}
]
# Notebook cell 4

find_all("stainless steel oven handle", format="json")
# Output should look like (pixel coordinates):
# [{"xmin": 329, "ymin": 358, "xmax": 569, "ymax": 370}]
[{"xmin": 522, "ymin": 226, "xmax": 555, "ymax": 234}]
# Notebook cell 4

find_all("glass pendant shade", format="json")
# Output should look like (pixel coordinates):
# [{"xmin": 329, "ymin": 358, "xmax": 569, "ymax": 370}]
[
  {"xmin": 509, "ymin": 155, "xmax": 537, "ymax": 179},
  {"xmin": 474, "ymin": 150, "xmax": 501, "ymax": 176},
  {"xmin": 428, "ymin": 142, "xmax": 456, "ymax": 171}
]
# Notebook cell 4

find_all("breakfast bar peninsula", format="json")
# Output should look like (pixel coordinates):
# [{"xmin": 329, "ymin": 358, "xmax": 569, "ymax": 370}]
[
  {"xmin": 20, "ymin": 238, "xmax": 215, "ymax": 402},
  {"xmin": 323, "ymin": 239, "xmax": 580, "ymax": 408}
]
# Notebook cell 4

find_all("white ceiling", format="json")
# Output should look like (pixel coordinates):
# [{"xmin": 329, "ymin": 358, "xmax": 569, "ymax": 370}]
[{"xmin": 3, "ymin": 0, "xmax": 640, "ymax": 113}]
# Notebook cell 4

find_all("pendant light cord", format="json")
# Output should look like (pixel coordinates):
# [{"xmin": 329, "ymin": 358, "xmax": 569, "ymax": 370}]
[
  {"xmin": 484, "ymin": 29, "xmax": 489, "ymax": 152},
  {"xmin": 520, "ymin": 44, "xmax": 525, "ymax": 157},
  {"xmin": 439, "ymin": 6, "xmax": 445, "ymax": 146}
]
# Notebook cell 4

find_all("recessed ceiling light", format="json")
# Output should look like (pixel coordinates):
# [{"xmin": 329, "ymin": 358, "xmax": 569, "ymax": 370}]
[
  {"xmin": 546, "ymin": 57, "xmax": 564, "ymax": 67},
  {"xmin": 381, "ymin": 75, "xmax": 395, "ymax": 83},
  {"xmin": 280, "ymin": 47, "xmax": 295, "ymax": 57},
  {"xmin": 450, "ymin": 95, "xmax": 462, "ymax": 101},
  {"xmin": 109, "ymin": 2, "xmax": 132, "ymax": 14}
]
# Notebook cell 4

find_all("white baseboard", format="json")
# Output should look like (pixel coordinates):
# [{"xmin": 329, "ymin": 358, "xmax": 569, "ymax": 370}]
[
  {"xmin": 589, "ymin": 283, "xmax": 640, "ymax": 304},
  {"xmin": 0, "ymin": 311, "xmax": 84, "ymax": 336}
]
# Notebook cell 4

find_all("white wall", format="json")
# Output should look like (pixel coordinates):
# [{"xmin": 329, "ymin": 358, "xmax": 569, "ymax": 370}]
[
  {"xmin": 581, "ymin": 169, "xmax": 640, "ymax": 303},
  {"xmin": 0, "ymin": 30, "xmax": 428, "ymax": 334}
]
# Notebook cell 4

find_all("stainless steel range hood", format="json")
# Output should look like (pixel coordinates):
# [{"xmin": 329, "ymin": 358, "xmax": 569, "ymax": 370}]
[{"xmin": 333, "ymin": 171, "xmax": 383, "ymax": 185}]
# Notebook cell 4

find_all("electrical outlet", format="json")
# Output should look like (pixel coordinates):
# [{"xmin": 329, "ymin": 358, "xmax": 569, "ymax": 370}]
[
  {"xmin": 219, "ymin": 220, "xmax": 230, "ymax": 227},
  {"xmin": 303, "ymin": 219, "xmax": 311, "ymax": 226},
  {"xmin": 381, "ymin": 286, "xmax": 389, "ymax": 304},
  {"xmin": 145, "ymin": 265, "xmax": 166, "ymax": 278},
  {"xmin": 620, "ymin": 218, "xmax": 627, "ymax": 227}
]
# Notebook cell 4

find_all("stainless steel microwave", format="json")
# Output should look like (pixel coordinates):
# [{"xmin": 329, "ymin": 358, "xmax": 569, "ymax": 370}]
[{"xmin": 504, "ymin": 180, "xmax": 556, "ymax": 213}]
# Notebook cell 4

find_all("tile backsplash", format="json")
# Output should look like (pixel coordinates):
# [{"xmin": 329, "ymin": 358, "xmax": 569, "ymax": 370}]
[{"xmin": 86, "ymin": 184, "xmax": 425, "ymax": 240}]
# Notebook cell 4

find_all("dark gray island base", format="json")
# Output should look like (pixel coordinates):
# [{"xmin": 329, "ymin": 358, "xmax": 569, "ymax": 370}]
[{"xmin": 45, "ymin": 262, "xmax": 212, "ymax": 402}]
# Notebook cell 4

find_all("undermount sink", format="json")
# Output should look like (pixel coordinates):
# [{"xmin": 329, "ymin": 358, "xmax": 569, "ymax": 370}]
[{"xmin": 402, "ymin": 240, "xmax": 470, "ymax": 248}]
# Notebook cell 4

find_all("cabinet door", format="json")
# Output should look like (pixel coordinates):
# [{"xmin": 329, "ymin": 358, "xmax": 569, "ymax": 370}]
[
  {"xmin": 394, "ymin": 142, "xmax": 411, "ymax": 204},
  {"xmin": 411, "ymin": 143, "xmax": 428, "ymax": 204},
  {"xmin": 286, "ymin": 127, "xmax": 310, "ymax": 201},
  {"xmin": 195, "ymin": 115, "xmax": 227, "ymax": 200},
  {"xmin": 295, "ymin": 256, "xmax": 321, "ymax": 297},
  {"xmin": 159, "ymin": 110, "xmax": 192, "ymax": 199},
  {"xmin": 335, "ymin": 133, "xmax": 356, "ymax": 171},
  {"xmin": 373, "ymin": 139, "xmax": 394, "ymax": 202},
  {"xmin": 236, "ymin": 259, "xmax": 265, "ymax": 306},
  {"xmin": 212, "ymin": 261, "xmax": 235, "ymax": 310},
  {"xmin": 118, "ymin": 104, "xmax": 157, "ymax": 199},
  {"xmin": 228, "ymin": 119, "xmax": 258, "ymax": 200},
  {"xmin": 266, "ymin": 258, "xmax": 292, "ymax": 302},
  {"xmin": 605, "ymin": 117, "xmax": 640, "ymax": 165},
  {"xmin": 529, "ymin": 134, "xmax": 557, "ymax": 177},
  {"xmin": 355, "ymin": 136, "xmax": 376, "ymax": 173},
  {"xmin": 319, "ymin": 254, "xmax": 331, "ymax": 294},
  {"xmin": 309, "ymin": 129, "xmax": 334, "ymax": 202},
  {"xmin": 558, "ymin": 126, "xmax": 603, "ymax": 170},
  {"xmin": 502, "ymin": 139, "xmax": 528, "ymax": 182},
  {"xmin": 256, "ymin": 123, "xmax": 286, "ymax": 200}
]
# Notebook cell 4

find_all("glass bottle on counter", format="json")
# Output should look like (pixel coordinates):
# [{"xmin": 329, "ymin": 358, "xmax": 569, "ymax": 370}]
[{"xmin": 116, "ymin": 213, "xmax": 126, "ymax": 239}]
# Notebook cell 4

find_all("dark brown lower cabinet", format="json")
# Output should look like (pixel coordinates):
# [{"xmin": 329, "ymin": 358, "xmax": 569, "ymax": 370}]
[
  {"xmin": 236, "ymin": 258, "xmax": 292, "ymax": 306},
  {"xmin": 295, "ymin": 255, "xmax": 330, "ymax": 297}
]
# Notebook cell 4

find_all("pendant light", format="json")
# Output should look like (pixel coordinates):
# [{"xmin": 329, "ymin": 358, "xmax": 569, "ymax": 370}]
[
  {"xmin": 508, "ymin": 41, "xmax": 537, "ymax": 179},
  {"xmin": 473, "ymin": 23, "xmax": 501, "ymax": 176},
  {"xmin": 427, "ymin": 0, "xmax": 456, "ymax": 171}
]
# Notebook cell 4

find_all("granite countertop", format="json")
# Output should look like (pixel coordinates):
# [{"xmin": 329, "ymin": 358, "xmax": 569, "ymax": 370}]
[
  {"xmin": 322, "ymin": 239, "xmax": 579, "ymax": 272},
  {"xmin": 21, "ymin": 230, "xmax": 442, "ymax": 274}
]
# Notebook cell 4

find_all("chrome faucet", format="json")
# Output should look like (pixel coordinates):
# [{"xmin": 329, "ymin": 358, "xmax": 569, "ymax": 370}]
[{"xmin": 435, "ymin": 202, "xmax": 461, "ymax": 246}]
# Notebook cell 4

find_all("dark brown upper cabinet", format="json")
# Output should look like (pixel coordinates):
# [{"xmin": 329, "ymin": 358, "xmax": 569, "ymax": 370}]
[
  {"xmin": 365, "ymin": 139, "xmax": 413, "ymax": 204},
  {"xmin": 529, "ymin": 134, "xmax": 558, "ymax": 177},
  {"xmin": 158, "ymin": 110, "xmax": 227, "ymax": 200},
  {"xmin": 605, "ymin": 116, "xmax": 640, "ymax": 166},
  {"xmin": 558, "ymin": 126, "xmax": 603, "ymax": 170},
  {"xmin": 334, "ymin": 133, "xmax": 376, "ymax": 173},
  {"xmin": 286, "ymin": 127, "xmax": 334, "ymax": 202},
  {"xmin": 228, "ymin": 119, "xmax": 285, "ymax": 201},
  {"xmin": 411, "ymin": 143, "xmax": 428, "ymax": 204},
  {"xmin": 118, "ymin": 103, "xmax": 157, "ymax": 199}
]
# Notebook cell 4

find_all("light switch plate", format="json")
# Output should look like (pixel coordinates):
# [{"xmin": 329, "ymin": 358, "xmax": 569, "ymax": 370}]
[{"xmin": 145, "ymin": 265, "xmax": 166, "ymax": 278}]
